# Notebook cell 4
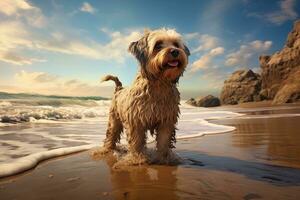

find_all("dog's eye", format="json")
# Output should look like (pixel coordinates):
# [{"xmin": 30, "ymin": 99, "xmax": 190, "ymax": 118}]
[
  {"xmin": 173, "ymin": 42, "xmax": 179, "ymax": 48},
  {"xmin": 154, "ymin": 41, "xmax": 163, "ymax": 50}
]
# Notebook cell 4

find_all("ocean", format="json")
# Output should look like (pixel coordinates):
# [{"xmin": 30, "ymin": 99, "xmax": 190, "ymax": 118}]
[{"xmin": 0, "ymin": 93, "xmax": 243, "ymax": 177}]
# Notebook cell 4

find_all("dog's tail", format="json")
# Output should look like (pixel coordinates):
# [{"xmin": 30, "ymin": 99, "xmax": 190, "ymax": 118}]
[{"xmin": 101, "ymin": 75, "xmax": 123, "ymax": 92}]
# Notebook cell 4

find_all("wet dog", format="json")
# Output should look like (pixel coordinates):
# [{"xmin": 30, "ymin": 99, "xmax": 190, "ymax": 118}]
[{"xmin": 96, "ymin": 28, "xmax": 190, "ymax": 165}]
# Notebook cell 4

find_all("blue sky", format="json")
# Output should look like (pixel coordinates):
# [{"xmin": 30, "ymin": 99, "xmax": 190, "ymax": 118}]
[{"xmin": 0, "ymin": 0, "xmax": 299, "ymax": 98}]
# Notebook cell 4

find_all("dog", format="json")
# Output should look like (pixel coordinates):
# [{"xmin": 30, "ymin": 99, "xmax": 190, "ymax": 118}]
[{"xmin": 97, "ymin": 28, "xmax": 190, "ymax": 165}]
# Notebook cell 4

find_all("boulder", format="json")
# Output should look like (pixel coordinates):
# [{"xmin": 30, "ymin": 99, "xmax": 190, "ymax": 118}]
[
  {"xmin": 186, "ymin": 95, "xmax": 220, "ymax": 107},
  {"xmin": 186, "ymin": 98, "xmax": 197, "ymax": 106},
  {"xmin": 220, "ymin": 69, "xmax": 262, "ymax": 105}
]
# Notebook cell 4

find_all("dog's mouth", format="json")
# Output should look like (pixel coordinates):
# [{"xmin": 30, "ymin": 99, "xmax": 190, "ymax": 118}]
[{"xmin": 164, "ymin": 60, "xmax": 181, "ymax": 69}]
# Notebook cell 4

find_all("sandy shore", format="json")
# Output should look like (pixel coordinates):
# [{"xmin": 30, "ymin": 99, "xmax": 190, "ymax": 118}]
[{"xmin": 1, "ymin": 102, "xmax": 300, "ymax": 200}]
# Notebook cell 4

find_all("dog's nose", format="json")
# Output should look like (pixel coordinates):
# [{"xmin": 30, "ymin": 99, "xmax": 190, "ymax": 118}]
[{"xmin": 170, "ymin": 49, "xmax": 179, "ymax": 58}]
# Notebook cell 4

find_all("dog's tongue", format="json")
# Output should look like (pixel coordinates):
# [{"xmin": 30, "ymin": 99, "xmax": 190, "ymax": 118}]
[{"xmin": 167, "ymin": 61, "xmax": 179, "ymax": 67}]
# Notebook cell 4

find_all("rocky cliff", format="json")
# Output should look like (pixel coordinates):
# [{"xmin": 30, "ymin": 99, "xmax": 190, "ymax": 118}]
[
  {"xmin": 259, "ymin": 20, "xmax": 300, "ymax": 104},
  {"xmin": 221, "ymin": 20, "xmax": 300, "ymax": 105}
]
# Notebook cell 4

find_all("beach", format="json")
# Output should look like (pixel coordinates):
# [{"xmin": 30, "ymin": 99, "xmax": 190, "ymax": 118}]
[
  {"xmin": 1, "ymin": 0, "xmax": 300, "ymax": 199},
  {"xmin": 1, "ymin": 102, "xmax": 300, "ymax": 199}
]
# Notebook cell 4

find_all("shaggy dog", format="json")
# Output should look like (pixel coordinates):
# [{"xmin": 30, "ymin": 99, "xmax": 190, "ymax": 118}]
[{"xmin": 96, "ymin": 28, "xmax": 190, "ymax": 165}]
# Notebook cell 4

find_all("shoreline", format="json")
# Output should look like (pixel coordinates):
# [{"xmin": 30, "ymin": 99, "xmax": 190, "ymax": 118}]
[
  {"xmin": 1, "ymin": 118, "xmax": 300, "ymax": 199},
  {"xmin": 1, "ymin": 101, "xmax": 300, "ymax": 178},
  {"xmin": 0, "ymin": 105, "xmax": 243, "ymax": 178},
  {"xmin": 0, "ymin": 102, "xmax": 300, "ymax": 200},
  {"xmin": 1, "ymin": 102, "xmax": 300, "ymax": 199}
]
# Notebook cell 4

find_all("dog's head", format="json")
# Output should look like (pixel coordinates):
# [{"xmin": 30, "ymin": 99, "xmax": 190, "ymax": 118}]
[{"xmin": 128, "ymin": 28, "xmax": 190, "ymax": 82}]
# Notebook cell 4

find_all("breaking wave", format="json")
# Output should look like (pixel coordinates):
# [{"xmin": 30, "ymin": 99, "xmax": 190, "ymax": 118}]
[{"xmin": 0, "ymin": 99, "xmax": 111, "ymax": 125}]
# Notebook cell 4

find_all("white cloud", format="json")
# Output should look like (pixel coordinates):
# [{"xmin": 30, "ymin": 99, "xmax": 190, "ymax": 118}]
[
  {"xmin": 0, "ymin": 1, "xmax": 47, "ymax": 65},
  {"xmin": 0, "ymin": 52, "xmax": 45, "ymax": 66},
  {"xmin": 80, "ymin": 2, "xmax": 96, "ymax": 14},
  {"xmin": 247, "ymin": 0, "xmax": 298, "ymax": 25},
  {"xmin": 225, "ymin": 40, "xmax": 272, "ymax": 66},
  {"xmin": 0, "ymin": 19, "xmax": 143, "ymax": 65},
  {"xmin": 37, "ymin": 29, "xmax": 142, "ymax": 63},
  {"xmin": 193, "ymin": 35, "xmax": 219, "ymax": 53},
  {"xmin": 184, "ymin": 33, "xmax": 199, "ymax": 40},
  {"xmin": 12, "ymin": 70, "xmax": 114, "ymax": 97},
  {"xmin": 0, "ymin": 0, "xmax": 33, "ymax": 16},
  {"xmin": 185, "ymin": 33, "xmax": 219, "ymax": 54},
  {"xmin": 15, "ymin": 70, "xmax": 58, "ymax": 83},
  {"xmin": 0, "ymin": 0, "xmax": 46, "ymax": 27},
  {"xmin": 0, "ymin": 21, "xmax": 45, "ymax": 65},
  {"xmin": 266, "ymin": 0, "xmax": 298, "ymax": 25},
  {"xmin": 190, "ymin": 47, "xmax": 225, "ymax": 72},
  {"xmin": 0, "ymin": 21, "xmax": 32, "ymax": 49},
  {"xmin": 0, "ymin": 1, "xmax": 144, "ymax": 65}
]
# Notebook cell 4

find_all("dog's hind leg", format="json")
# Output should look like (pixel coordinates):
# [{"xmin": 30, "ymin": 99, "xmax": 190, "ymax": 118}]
[
  {"xmin": 103, "ymin": 111, "xmax": 123, "ymax": 150},
  {"xmin": 91, "ymin": 111, "xmax": 123, "ymax": 157}
]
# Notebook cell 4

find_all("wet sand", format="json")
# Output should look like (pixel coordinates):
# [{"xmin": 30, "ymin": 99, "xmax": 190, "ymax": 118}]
[{"xmin": 1, "ymin": 102, "xmax": 300, "ymax": 200}]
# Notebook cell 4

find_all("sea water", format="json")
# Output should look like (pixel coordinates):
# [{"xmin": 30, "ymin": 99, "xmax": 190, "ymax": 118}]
[{"xmin": 0, "ymin": 99, "xmax": 242, "ymax": 177}]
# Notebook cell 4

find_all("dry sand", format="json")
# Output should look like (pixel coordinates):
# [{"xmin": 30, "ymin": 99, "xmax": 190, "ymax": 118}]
[{"xmin": 1, "ymin": 102, "xmax": 300, "ymax": 200}]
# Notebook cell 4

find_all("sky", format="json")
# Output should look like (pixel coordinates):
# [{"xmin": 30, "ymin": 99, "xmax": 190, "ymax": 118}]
[{"xmin": 0, "ymin": 0, "xmax": 299, "ymax": 99}]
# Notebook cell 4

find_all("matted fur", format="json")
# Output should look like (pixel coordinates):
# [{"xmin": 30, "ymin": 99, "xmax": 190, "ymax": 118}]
[{"xmin": 95, "ymin": 28, "xmax": 190, "ymax": 166}]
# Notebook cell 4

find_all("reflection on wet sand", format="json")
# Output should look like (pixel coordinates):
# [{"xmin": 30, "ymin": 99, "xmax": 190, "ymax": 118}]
[
  {"xmin": 96, "ymin": 153, "xmax": 179, "ymax": 200},
  {"xmin": 214, "ymin": 115, "xmax": 300, "ymax": 168}
]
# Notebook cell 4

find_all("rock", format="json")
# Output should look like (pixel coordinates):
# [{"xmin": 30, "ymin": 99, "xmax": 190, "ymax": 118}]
[
  {"xmin": 273, "ymin": 68, "xmax": 300, "ymax": 104},
  {"xmin": 186, "ymin": 98, "xmax": 197, "ymax": 106},
  {"xmin": 197, "ymin": 95, "xmax": 221, "ymax": 107},
  {"xmin": 48, "ymin": 174, "xmax": 54, "ymax": 178},
  {"xmin": 102, "ymin": 192, "xmax": 109, "ymax": 196},
  {"xmin": 186, "ymin": 95, "xmax": 220, "ymax": 107},
  {"xmin": 259, "ymin": 20, "xmax": 300, "ymax": 103},
  {"xmin": 1, "ymin": 116, "xmax": 21, "ymax": 123},
  {"xmin": 220, "ymin": 69, "xmax": 262, "ymax": 105},
  {"xmin": 286, "ymin": 20, "xmax": 300, "ymax": 48},
  {"xmin": 220, "ymin": 20, "xmax": 300, "ymax": 105},
  {"xmin": 66, "ymin": 177, "xmax": 80, "ymax": 182}
]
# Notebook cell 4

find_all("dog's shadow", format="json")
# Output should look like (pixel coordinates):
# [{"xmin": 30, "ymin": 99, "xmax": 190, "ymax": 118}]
[{"xmin": 180, "ymin": 150, "xmax": 300, "ymax": 187}]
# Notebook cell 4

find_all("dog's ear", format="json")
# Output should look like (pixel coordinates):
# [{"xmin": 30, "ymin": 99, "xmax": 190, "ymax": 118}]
[
  {"xmin": 128, "ymin": 34, "xmax": 149, "ymax": 66},
  {"xmin": 184, "ymin": 44, "xmax": 190, "ymax": 56}
]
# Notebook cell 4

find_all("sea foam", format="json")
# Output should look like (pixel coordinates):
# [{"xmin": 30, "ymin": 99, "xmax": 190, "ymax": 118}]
[{"xmin": 0, "ymin": 144, "xmax": 95, "ymax": 177}]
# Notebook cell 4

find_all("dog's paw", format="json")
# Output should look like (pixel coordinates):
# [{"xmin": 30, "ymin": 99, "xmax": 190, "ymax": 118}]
[
  {"xmin": 151, "ymin": 150, "xmax": 182, "ymax": 165},
  {"xmin": 112, "ymin": 152, "xmax": 149, "ymax": 169},
  {"xmin": 90, "ymin": 147, "xmax": 113, "ymax": 159}
]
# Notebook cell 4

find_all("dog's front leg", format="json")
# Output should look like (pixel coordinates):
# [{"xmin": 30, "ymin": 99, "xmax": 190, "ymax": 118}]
[
  {"xmin": 118, "ymin": 126, "xmax": 149, "ymax": 165},
  {"xmin": 127, "ymin": 126, "xmax": 147, "ymax": 154},
  {"xmin": 155, "ymin": 124, "xmax": 180, "ymax": 164}
]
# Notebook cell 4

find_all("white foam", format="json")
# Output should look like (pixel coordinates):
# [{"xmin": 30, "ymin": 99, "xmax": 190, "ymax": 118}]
[
  {"xmin": 236, "ymin": 113, "xmax": 300, "ymax": 119},
  {"xmin": 0, "ymin": 101, "xmax": 12, "ymax": 107},
  {"xmin": 0, "ymin": 144, "xmax": 96, "ymax": 178},
  {"xmin": 177, "ymin": 119, "xmax": 236, "ymax": 139}
]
